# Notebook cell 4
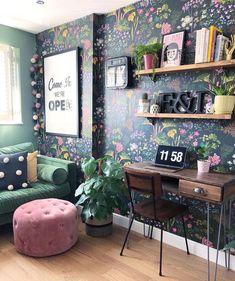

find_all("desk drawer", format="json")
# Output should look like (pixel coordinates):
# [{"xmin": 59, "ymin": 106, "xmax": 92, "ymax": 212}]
[{"xmin": 179, "ymin": 180, "xmax": 222, "ymax": 203}]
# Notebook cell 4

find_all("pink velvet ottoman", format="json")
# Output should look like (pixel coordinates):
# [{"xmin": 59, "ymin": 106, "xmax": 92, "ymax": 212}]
[{"xmin": 13, "ymin": 198, "xmax": 79, "ymax": 257}]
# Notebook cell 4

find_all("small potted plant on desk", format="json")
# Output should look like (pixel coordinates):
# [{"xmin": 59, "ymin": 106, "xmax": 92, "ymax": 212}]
[
  {"xmin": 75, "ymin": 156, "xmax": 128, "ymax": 237},
  {"xmin": 132, "ymin": 42, "xmax": 163, "ymax": 72},
  {"xmin": 195, "ymin": 142, "xmax": 214, "ymax": 173},
  {"xmin": 207, "ymin": 75, "xmax": 235, "ymax": 115}
]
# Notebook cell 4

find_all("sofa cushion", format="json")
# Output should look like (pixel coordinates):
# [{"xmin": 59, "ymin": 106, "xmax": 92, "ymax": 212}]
[
  {"xmin": 0, "ymin": 182, "xmax": 71, "ymax": 215},
  {"xmin": 27, "ymin": 151, "xmax": 38, "ymax": 183},
  {"xmin": 0, "ymin": 151, "xmax": 30, "ymax": 191},
  {"xmin": 0, "ymin": 142, "xmax": 34, "ymax": 155},
  {"xmin": 37, "ymin": 164, "xmax": 68, "ymax": 185}
]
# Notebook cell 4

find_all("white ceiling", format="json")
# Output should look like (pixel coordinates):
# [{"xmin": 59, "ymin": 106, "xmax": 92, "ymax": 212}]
[{"xmin": 0, "ymin": 0, "xmax": 139, "ymax": 34}]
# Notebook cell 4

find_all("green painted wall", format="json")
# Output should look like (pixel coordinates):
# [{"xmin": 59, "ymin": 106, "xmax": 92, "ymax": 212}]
[{"xmin": 0, "ymin": 24, "xmax": 36, "ymax": 148}]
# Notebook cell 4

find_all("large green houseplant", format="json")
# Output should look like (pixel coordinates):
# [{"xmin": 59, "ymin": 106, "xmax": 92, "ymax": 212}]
[
  {"xmin": 75, "ymin": 156, "xmax": 128, "ymax": 236},
  {"xmin": 132, "ymin": 42, "xmax": 162, "ymax": 72}
]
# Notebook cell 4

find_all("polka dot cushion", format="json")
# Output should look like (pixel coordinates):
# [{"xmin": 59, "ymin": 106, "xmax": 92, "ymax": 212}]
[{"xmin": 0, "ymin": 151, "xmax": 30, "ymax": 191}]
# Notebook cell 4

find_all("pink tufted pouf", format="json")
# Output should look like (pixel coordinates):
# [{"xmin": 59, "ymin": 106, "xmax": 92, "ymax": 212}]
[{"xmin": 13, "ymin": 198, "xmax": 79, "ymax": 257}]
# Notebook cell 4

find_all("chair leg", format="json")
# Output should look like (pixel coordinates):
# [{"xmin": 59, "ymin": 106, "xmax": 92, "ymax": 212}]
[
  {"xmin": 120, "ymin": 216, "xmax": 134, "ymax": 256},
  {"xmin": 181, "ymin": 216, "xmax": 190, "ymax": 255},
  {"xmin": 150, "ymin": 223, "xmax": 154, "ymax": 239},
  {"xmin": 159, "ymin": 224, "xmax": 164, "ymax": 276}
]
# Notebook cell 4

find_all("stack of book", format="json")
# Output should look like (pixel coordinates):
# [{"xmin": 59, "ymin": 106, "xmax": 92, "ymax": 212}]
[{"xmin": 195, "ymin": 26, "xmax": 230, "ymax": 64}]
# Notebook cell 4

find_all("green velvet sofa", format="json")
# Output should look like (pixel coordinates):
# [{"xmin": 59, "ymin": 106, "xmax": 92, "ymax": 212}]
[{"xmin": 0, "ymin": 142, "xmax": 77, "ymax": 225}]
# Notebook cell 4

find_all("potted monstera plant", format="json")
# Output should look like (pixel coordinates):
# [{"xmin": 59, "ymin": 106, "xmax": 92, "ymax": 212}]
[
  {"xmin": 132, "ymin": 42, "xmax": 162, "ymax": 72},
  {"xmin": 75, "ymin": 156, "xmax": 128, "ymax": 237}
]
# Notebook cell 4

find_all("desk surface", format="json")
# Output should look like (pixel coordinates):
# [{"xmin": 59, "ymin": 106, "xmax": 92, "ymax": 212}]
[{"xmin": 126, "ymin": 162, "xmax": 235, "ymax": 204}]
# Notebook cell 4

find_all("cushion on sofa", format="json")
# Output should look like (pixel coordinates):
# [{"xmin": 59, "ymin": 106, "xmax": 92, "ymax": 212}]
[
  {"xmin": 0, "ymin": 151, "xmax": 30, "ymax": 191},
  {"xmin": 37, "ymin": 164, "xmax": 68, "ymax": 185},
  {"xmin": 0, "ymin": 182, "xmax": 71, "ymax": 215},
  {"xmin": 27, "ymin": 151, "xmax": 38, "ymax": 183},
  {"xmin": 0, "ymin": 142, "xmax": 34, "ymax": 155}
]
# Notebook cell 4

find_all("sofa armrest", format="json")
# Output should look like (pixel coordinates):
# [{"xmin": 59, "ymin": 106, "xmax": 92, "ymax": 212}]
[{"xmin": 37, "ymin": 155, "xmax": 77, "ymax": 202}]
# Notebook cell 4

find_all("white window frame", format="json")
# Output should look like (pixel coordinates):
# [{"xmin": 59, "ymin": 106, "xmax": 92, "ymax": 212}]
[{"xmin": 0, "ymin": 43, "xmax": 22, "ymax": 124}]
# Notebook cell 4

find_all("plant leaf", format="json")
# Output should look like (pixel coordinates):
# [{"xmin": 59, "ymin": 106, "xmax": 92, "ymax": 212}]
[{"xmin": 81, "ymin": 157, "xmax": 97, "ymax": 177}]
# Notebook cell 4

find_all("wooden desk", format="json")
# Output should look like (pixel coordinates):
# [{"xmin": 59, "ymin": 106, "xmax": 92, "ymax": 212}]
[
  {"xmin": 126, "ymin": 162, "xmax": 235, "ymax": 204},
  {"xmin": 126, "ymin": 162, "xmax": 235, "ymax": 281}
]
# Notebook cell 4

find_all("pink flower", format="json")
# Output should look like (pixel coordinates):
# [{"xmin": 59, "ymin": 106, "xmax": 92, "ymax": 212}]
[
  {"xmin": 161, "ymin": 22, "xmax": 172, "ymax": 35},
  {"xmin": 138, "ymin": 9, "xmax": 144, "ymax": 14},
  {"xmin": 172, "ymin": 227, "xmax": 177, "ymax": 233},
  {"xmin": 188, "ymin": 214, "xmax": 193, "ymax": 219},
  {"xmin": 57, "ymin": 137, "xmax": 63, "ymax": 146},
  {"xmin": 148, "ymin": 17, "xmax": 153, "ymax": 23},
  {"xmin": 188, "ymin": 135, "xmax": 193, "ymax": 140},
  {"xmin": 193, "ymin": 141, "xmax": 198, "ymax": 146},
  {"xmin": 194, "ymin": 131, "xmax": 199, "ymax": 136},
  {"xmin": 83, "ymin": 39, "xmax": 91, "ymax": 50},
  {"xmin": 185, "ymin": 40, "xmax": 191, "ymax": 48},
  {"xmin": 149, "ymin": 7, "xmax": 155, "ymax": 12},
  {"xmin": 116, "ymin": 142, "xmax": 123, "ymax": 153},
  {"xmin": 202, "ymin": 237, "xmax": 213, "ymax": 248},
  {"xmin": 208, "ymin": 153, "xmax": 221, "ymax": 166},
  {"xmin": 187, "ymin": 223, "xmax": 192, "ymax": 229},
  {"xmin": 179, "ymin": 129, "xmax": 186, "ymax": 134}
]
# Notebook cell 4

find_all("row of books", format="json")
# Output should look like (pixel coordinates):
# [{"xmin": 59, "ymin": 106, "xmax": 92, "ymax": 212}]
[{"xmin": 195, "ymin": 26, "xmax": 230, "ymax": 64}]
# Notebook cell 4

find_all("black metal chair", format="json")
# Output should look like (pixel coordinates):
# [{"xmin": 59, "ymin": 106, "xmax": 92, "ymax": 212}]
[{"xmin": 120, "ymin": 167, "xmax": 190, "ymax": 276}]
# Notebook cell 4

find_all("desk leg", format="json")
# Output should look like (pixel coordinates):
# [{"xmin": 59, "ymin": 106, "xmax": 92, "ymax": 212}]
[
  {"xmin": 213, "ymin": 204, "xmax": 224, "ymax": 281},
  {"xmin": 207, "ymin": 202, "xmax": 210, "ymax": 281}
]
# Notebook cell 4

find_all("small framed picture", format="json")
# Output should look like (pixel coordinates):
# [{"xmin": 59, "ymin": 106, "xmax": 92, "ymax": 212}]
[{"xmin": 160, "ymin": 31, "xmax": 185, "ymax": 67}]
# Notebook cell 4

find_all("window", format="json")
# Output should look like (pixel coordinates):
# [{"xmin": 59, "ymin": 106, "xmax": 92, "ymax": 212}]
[{"xmin": 0, "ymin": 44, "xmax": 22, "ymax": 124}]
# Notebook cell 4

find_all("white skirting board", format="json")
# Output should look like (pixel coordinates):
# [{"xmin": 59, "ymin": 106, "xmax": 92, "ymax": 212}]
[{"xmin": 113, "ymin": 213, "xmax": 235, "ymax": 271}]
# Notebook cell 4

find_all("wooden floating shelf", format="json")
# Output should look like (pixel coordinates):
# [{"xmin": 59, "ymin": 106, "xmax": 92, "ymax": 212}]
[
  {"xmin": 136, "ymin": 59, "xmax": 235, "ymax": 75},
  {"xmin": 136, "ymin": 113, "xmax": 232, "ymax": 120}
]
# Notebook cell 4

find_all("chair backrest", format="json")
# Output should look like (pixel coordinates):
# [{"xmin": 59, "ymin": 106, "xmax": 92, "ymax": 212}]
[{"xmin": 124, "ymin": 166, "xmax": 162, "ymax": 219}]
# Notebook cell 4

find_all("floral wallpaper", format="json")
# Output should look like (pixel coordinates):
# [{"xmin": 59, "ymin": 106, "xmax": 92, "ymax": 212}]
[
  {"xmin": 97, "ymin": 0, "xmax": 235, "ymax": 248},
  {"xmin": 36, "ymin": 0, "xmax": 235, "ymax": 248},
  {"xmin": 36, "ymin": 15, "xmax": 94, "ymax": 161}
]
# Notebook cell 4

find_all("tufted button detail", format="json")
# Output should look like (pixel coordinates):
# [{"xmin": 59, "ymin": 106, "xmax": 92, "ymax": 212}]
[
  {"xmin": 22, "ymin": 182, "xmax": 28, "ymax": 188},
  {"xmin": 8, "ymin": 185, "xmax": 14, "ymax": 191},
  {"xmin": 3, "ymin": 157, "xmax": 9, "ymax": 163},
  {"xmin": 18, "ymin": 156, "xmax": 24, "ymax": 162},
  {"xmin": 16, "ymin": 170, "xmax": 22, "ymax": 176},
  {"xmin": 27, "ymin": 211, "xmax": 32, "ymax": 214},
  {"xmin": 60, "ymin": 208, "xmax": 65, "ymax": 212},
  {"xmin": 44, "ymin": 211, "xmax": 50, "ymax": 215},
  {"xmin": 0, "ymin": 171, "xmax": 5, "ymax": 178}
]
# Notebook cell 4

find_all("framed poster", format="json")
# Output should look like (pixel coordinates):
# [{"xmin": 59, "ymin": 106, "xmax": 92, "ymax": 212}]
[
  {"xmin": 160, "ymin": 31, "xmax": 185, "ymax": 67},
  {"xmin": 43, "ymin": 48, "xmax": 79, "ymax": 137}
]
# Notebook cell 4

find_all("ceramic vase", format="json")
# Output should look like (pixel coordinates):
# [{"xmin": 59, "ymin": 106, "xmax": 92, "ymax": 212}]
[{"xmin": 197, "ymin": 160, "xmax": 210, "ymax": 173}]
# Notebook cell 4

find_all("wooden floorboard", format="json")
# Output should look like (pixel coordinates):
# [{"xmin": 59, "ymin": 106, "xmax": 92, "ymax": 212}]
[{"xmin": 0, "ymin": 222, "xmax": 234, "ymax": 281}]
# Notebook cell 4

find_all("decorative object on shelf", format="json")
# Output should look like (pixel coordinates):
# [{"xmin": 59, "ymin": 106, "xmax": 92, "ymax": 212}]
[
  {"xmin": 224, "ymin": 34, "xmax": 235, "ymax": 60},
  {"xmin": 195, "ymin": 142, "xmax": 213, "ymax": 173},
  {"xmin": 150, "ymin": 103, "xmax": 160, "ymax": 114},
  {"xmin": 132, "ymin": 42, "xmax": 162, "ymax": 72},
  {"xmin": 138, "ymin": 93, "xmax": 149, "ymax": 113},
  {"xmin": 207, "ymin": 74, "xmax": 235, "ymax": 114},
  {"xmin": 30, "ymin": 53, "xmax": 43, "ymax": 137},
  {"xmin": 105, "ymin": 57, "xmax": 130, "ymax": 89},
  {"xmin": 75, "ymin": 156, "xmax": 128, "ymax": 237},
  {"xmin": 160, "ymin": 31, "xmax": 185, "ymax": 67},
  {"xmin": 158, "ymin": 92, "xmax": 211, "ymax": 114},
  {"xmin": 43, "ymin": 48, "xmax": 80, "ymax": 137}
]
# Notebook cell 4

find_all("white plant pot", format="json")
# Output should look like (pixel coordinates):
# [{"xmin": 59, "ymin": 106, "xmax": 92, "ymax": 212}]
[{"xmin": 197, "ymin": 160, "xmax": 210, "ymax": 173}]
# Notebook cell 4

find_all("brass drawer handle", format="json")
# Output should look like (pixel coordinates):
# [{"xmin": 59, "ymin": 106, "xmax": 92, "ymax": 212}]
[{"xmin": 193, "ymin": 187, "xmax": 205, "ymax": 195}]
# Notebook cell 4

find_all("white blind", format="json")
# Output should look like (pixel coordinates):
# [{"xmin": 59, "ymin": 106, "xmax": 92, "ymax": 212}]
[{"xmin": 0, "ymin": 44, "xmax": 22, "ymax": 124}]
